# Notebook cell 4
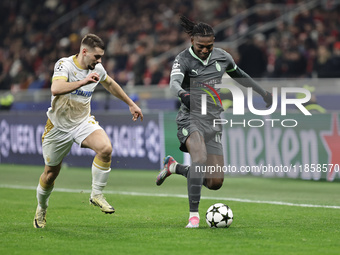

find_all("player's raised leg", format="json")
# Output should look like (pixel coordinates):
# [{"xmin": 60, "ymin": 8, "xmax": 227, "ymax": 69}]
[
  {"xmin": 82, "ymin": 129, "xmax": 115, "ymax": 214},
  {"xmin": 156, "ymin": 154, "xmax": 192, "ymax": 185},
  {"xmin": 156, "ymin": 155, "xmax": 176, "ymax": 185}
]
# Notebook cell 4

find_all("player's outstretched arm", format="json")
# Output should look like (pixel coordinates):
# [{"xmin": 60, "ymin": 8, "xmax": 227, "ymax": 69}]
[
  {"xmin": 228, "ymin": 67, "xmax": 272, "ymax": 108},
  {"xmin": 51, "ymin": 72, "xmax": 100, "ymax": 96},
  {"xmin": 101, "ymin": 75, "xmax": 143, "ymax": 121}
]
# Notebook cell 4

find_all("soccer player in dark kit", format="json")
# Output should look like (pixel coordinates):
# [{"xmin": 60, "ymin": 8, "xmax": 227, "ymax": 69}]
[{"xmin": 156, "ymin": 15, "xmax": 272, "ymax": 228}]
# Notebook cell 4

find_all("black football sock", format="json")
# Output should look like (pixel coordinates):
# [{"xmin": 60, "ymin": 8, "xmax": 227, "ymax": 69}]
[
  {"xmin": 187, "ymin": 162, "xmax": 204, "ymax": 212},
  {"xmin": 175, "ymin": 163, "xmax": 190, "ymax": 177}
]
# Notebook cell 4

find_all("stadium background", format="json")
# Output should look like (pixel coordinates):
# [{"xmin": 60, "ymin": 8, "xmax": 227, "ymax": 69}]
[{"xmin": 1, "ymin": 0, "xmax": 340, "ymax": 181}]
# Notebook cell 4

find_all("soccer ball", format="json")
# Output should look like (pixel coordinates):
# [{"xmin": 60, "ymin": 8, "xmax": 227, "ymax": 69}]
[{"xmin": 206, "ymin": 203, "xmax": 233, "ymax": 228}]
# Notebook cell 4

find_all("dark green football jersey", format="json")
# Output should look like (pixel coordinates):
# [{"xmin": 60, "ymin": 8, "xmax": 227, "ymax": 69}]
[
  {"xmin": 170, "ymin": 47, "xmax": 237, "ymax": 118},
  {"xmin": 171, "ymin": 47, "xmax": 236, "ymax": 91}
]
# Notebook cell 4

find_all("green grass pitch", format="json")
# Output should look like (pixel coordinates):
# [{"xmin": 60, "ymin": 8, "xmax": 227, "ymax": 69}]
[{"xmin": 0, "ymin": 164, "xmax": 339, "ymax": 255}]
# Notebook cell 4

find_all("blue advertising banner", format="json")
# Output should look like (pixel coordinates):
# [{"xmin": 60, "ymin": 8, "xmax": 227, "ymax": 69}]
[{"xmin": 0, "ymin": 112, "xmax": 163, "ymax": 170}]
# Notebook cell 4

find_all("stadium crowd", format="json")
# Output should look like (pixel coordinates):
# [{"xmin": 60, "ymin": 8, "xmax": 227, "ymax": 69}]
[{"xmin": 0, "ymin": 0, "xmax": 340, "ymax": 93}]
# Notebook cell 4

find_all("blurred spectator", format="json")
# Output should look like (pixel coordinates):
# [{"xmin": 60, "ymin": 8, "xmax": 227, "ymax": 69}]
[
  {"xmin": 272, "ymin": 48, "xmax": 307, "ymax": 78},
  {"xmin": 133, "ymin": 41, "xmax": 148, "ymax": 86},
  {"xmin": 316, "ymin": 41, "xmax": 340, "ymax": 78},
  {"xmin": 1, "ymin": 0, "xmax": 340, "ymax": 93},
  {"xmin": 238, "ymin": 33, "xmax": 267, "ymax": 78},
  {"xmin": 313, "ymin": 44, "xmax": 332, "ymax": 78},
  {"xmin": 144, "ymin": 59, "xmax": 163, "ymax": 86}
]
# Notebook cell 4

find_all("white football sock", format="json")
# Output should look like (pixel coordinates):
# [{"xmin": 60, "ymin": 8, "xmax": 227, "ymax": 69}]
[
  {"xmin": 91, "ymin": 156, "xmax": 111, "ymax": 198},
  {"xmin": 169, "ymin": 162, "xmax": 178, "ymax": 173},
  {"xmin": 36, "ymin": 179, "xmax": 54, "ymax": 209}
]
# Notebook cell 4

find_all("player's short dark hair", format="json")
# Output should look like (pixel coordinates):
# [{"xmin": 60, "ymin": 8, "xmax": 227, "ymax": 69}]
[
  {"xmin": 180, "ymin": 15, "xmax": 214, "ymax": 37},
  {"xmin": 81, "ymin": 34, "xmax": 105, "ymax": 50}
]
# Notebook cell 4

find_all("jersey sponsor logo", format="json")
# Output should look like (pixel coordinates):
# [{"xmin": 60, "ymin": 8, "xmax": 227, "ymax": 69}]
[
  {"xmin": 71, "ymin": 89, "xmax": 93, "ymax": 97},
  {"xmin": 191, "ymin": 69, "xmax": 198, "ymax": 75}
]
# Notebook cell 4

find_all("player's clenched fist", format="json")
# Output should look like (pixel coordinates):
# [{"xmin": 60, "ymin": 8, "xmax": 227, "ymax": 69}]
[{"xmin": 84, "ymin": 72, "xmax": 100, "ymax": 85}]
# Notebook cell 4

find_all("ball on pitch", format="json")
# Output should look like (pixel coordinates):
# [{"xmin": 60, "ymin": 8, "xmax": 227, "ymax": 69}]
[{"xmin": 206, "ymin": 203, "xmax": 233, "ymax": 228}]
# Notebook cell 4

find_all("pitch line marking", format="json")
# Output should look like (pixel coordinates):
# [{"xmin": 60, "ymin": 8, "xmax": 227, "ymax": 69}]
[{"xmin": 1, "ymin": 184, "xmax": 340, "ymax": 210}]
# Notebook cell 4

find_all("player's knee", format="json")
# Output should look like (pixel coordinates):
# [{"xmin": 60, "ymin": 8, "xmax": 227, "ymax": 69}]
[
  {"xmin": 98, "ymin": 143, "xmax": 112, "ymax": 159},
  {"xmin": 207, "ymin": 178, "xmax": 224, "ymax": 190},
  {"xmin": 43, "ymin": 164, "xmax": 61, "ymax": 184},
  {"xmin": 44, "ymin": 171, "xmax": 59, "ymax": 184}
]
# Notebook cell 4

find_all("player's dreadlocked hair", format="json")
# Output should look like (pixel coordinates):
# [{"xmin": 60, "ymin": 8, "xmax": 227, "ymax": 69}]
[{"xmin": 180, "ymin": 15, "xmax": 214, "ymax": 37}]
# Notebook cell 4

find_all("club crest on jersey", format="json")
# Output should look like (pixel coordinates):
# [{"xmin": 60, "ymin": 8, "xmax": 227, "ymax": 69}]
[
  {"xmin": 215, "ymin": 61, "xmax": 221, "ymax": 72},
  {"xmin": 182, "ymin": 128, "xmax": 188, "ymax": 136}
]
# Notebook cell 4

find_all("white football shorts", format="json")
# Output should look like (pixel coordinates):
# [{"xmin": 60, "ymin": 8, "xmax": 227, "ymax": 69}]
[{"xmin": 42, "ymin": 115, "xmax": 103, "ymax": 166}]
